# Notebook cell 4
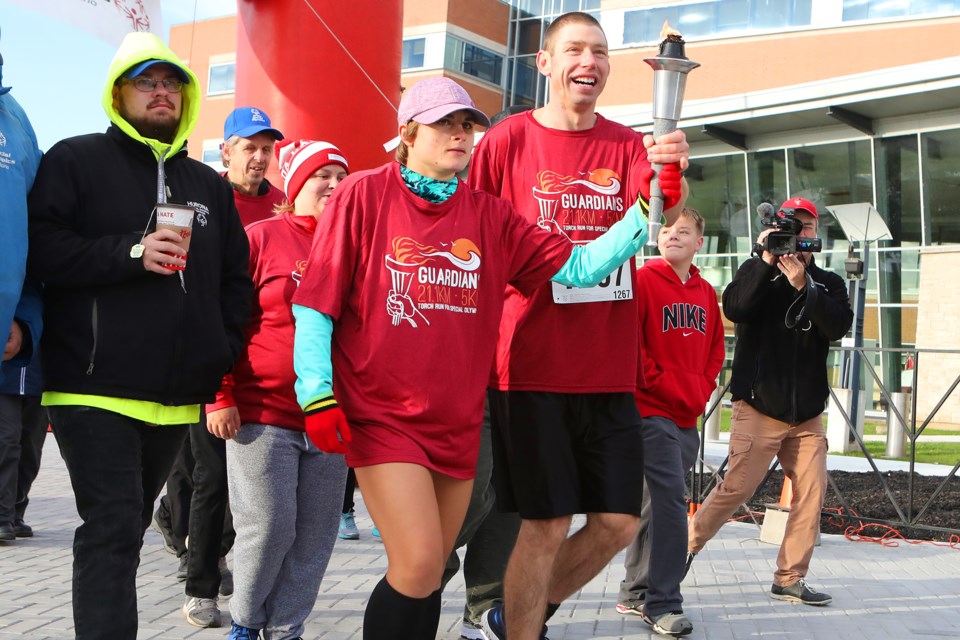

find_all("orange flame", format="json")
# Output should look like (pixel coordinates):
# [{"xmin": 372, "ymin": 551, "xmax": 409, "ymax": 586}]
[{"xmin": 660, "ymin": 19, "xmax": 682, "ymax": 40}]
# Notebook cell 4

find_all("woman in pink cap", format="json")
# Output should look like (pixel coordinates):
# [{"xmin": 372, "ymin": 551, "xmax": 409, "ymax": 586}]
[
  {"xmin": 206, "ymin": 139, "xmax": 350, "ymax": 640},
  {"xmin": 291, "ymin": 77, "xmax": 669, "ymax": 639}
]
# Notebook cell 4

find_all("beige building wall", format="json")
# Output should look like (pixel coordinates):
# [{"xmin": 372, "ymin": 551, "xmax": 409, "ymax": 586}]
[
  {"xmin": 600, "ymin": 16, "xmax": 960, "ymax": 108},
  {"xmin": 914, "ymin": 248, "xmax": 960, "ymax": 427}
]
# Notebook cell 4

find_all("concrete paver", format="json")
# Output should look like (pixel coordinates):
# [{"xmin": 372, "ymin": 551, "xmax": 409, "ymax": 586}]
[{"xmin": 2, "ymin": 435, "xmax": 959, "ymax": 639}]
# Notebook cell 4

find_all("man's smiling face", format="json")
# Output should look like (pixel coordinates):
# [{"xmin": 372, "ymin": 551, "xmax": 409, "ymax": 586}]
[{"xmin": 538, "ymin": 21, "xmax": 610, "ymax": 111}]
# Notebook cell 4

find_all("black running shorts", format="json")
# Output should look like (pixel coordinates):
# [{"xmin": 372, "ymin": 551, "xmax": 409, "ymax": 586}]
[{"xmin": 488, "ymin": 389, "xmax": 644, "ymax": 519}]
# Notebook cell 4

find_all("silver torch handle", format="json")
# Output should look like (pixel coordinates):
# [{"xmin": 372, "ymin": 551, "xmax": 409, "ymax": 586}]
[{"xmin": 646, "ymin": 117, "xmax": 677, "ymax": 247}]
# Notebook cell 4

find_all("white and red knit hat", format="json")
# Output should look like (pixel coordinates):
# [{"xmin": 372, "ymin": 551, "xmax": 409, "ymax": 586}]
[{"xmin": 275, "ymin": 139, "xmax": 349, "ymax": 201}]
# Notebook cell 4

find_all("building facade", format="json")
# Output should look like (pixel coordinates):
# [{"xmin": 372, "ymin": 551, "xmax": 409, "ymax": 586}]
[{"xmin": 169, "ymin": 0, "xmax": 960, "ymax": 420}]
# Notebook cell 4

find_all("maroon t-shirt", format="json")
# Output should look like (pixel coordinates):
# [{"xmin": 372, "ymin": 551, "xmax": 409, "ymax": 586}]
[
  {"xmin": 210, "ymin": 213, "xmax": 316, "ymax": 431},
  {"xmin": 292, "ymin": 162, "xmax": 572, "ymax": 478},
  {"xmin": 470, "ymin": 111, "xmax": 651, "ymax": 393}
]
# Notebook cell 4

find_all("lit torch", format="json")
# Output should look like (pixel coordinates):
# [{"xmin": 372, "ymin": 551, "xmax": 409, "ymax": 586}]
[{"xmin": 644, "ymin": 21, "xmax": 700, "ymax": 246}]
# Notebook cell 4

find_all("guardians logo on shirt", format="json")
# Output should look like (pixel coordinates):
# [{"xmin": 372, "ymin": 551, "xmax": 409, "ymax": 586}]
[
  {"xmin": 384, "ymin": 236, "xmax": 481, "ymax": 328},
  {"xmin": 532, "ymin": 168, "xmax": 625, "ymax": 239}
]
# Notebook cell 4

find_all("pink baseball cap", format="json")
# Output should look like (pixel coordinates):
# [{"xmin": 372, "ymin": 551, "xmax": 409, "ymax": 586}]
[
  {"xmin": 780, "ymin": 196, "xmax": 818, "ymax": 219},
  {"xmin": 397, "ymin": 77, "xmax": 491, "ymax": 128}
]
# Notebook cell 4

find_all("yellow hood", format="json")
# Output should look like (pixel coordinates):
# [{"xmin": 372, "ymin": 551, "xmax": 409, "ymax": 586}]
[{"xmin": 101, "ymin": 32, "xmax": 200, "ymax": 159}]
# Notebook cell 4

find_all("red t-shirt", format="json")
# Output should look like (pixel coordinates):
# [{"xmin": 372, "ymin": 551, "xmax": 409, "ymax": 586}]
[
  {"xmin": 209, "ymin": 212, "xmax": 316, "ymax": 430},
  {"xmin": 224, "ymin": 176, "xmax": 285, "ymax": 227},
  {"xmin": 634, "ymin": 258, "xmax": 726, "ymax": 428},
  {"xmin": 469, "ymin": 111, "xmax": 650, "ymax": 392},
  {"xmin": 292, "ymin": 162, "xmax": 573, "ymax": 478}
]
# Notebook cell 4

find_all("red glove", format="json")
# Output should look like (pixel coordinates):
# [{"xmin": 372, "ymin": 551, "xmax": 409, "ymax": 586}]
[
  {"xmin": 639, "ymin": 163, "xmax": 683, "ymax": 212},
  {"xmin": 305, "ymin": 403, "xmax": 351, "ymax": 454}
]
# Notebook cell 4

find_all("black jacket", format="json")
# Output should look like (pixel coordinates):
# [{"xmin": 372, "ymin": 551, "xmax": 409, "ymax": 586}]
[
  {"xmin": 27, "ymin": 126, "xmax": 252, "ymax": 406},
  {"xmin": 722, "ymin": 256, "xmax": 853, "ymax": 424}
]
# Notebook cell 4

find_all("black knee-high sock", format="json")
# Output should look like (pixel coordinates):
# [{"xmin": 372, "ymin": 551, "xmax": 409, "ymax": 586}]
[
  {"xmin": 418, "ymin": 589, "xmax": 442, "ymax": 638},
  {"xmin": 364, "ymin": 577, "xmax": 436, "ymax": 640}
]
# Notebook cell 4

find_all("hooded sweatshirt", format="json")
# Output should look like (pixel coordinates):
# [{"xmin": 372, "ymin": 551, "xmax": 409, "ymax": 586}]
[
  {"xmin": 26, "ymin": 33, "xmax": 252, "ymax": 417},
  {"xmin": 0, "ymin": 60, "xmax": 43, "ymax": 384},
  {"xmin": 634, "ymin": 257, "xmax": 726, "ymax": 428}
]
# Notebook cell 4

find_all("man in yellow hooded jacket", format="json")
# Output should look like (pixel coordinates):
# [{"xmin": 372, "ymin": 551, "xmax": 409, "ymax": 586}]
[{"xmin": 26, "ymin": 32, "xmax": 252, "ymax": 640}]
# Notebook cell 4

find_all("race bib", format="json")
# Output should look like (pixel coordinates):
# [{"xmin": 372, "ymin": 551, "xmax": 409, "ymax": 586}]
[{"xmin": 552, "ymin": 262, "xmax": 633, "ymax": 304}]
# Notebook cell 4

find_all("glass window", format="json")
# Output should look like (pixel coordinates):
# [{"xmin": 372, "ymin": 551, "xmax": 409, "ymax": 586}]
[
  {"xmin": 505, "ymin": 56, "xmax": 541, "ymax": 104},
  {"xmin": 876, "ymin": 135, "xmax": 921, "ymax": 246},
  {"xmin": 402, "ymin": 38, "xmax": 425, "ymax": 70},
  {"xmin": 207, "ymin": 62, "xmax": 235, "ymax": 96},
  {"xmin": 787, "ymin": 140, "xmax": 873, "ymax": 254},
  {"xmin": 445, "ymin": 37, "xmax": 503, "ymax": 85},
  {"xmin": 922, "ymin": 129, "xmax": 960, "ymax": 245},
  {"xmin": 685, "ymin": 155, "xmax": 751, "ymax": 256}
]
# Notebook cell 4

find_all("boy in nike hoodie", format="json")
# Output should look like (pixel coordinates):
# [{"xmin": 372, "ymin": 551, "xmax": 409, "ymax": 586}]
[{"xmin": 616, "ymin": 207, "xmax": 725, "ymax": 637}]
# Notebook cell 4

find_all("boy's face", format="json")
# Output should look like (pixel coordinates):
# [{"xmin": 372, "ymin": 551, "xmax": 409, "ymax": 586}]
[{"xmin": 657, "ymin": 216, "xmax": 704, "ymax": 264}]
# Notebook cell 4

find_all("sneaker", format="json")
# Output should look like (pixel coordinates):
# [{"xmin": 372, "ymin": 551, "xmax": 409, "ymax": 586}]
[
  {"xmin": 615, "ymin": 601, "xmax": 644, "ymax": 616},
  {"xmin": 219, "ymin": 556, "xmax": 233, "ymax": 597},
  {"xmin": 680, "ymin": 551, "xmax": 696, "ymax": 581},
  {"xmin": 460, "ymin": 619, "xmax": 489, "ymax": 640},
  {"xmin": 770, "ymin": 579, "xmax": 832, "ymax": 606},
  {"xmin": 182, "ymin": 596, "xmax": 222, "ymax": 628},
  {"xmin": 228, "ymin": 621, "xmax": 260, "ymax": 640},
  {"xmin": 152, "ymin": 510, "xmax": 178, "ymax": 555},
  {"xmin": 479, "ymin": 606, "xmax": 549, "ymax": 640},
  {"xmin": 339, "ymin": 511, "xmax": 360, "ymax": 540},
  {"xmin": 640, "ymin": 609, "xmax": 693, "ymax": 637},
  {"xmin": 13, "ymin": 519, "xmax": 33, "ymax": 538},
  {"xmin": 480, "ymin": 606, "xmax": 506, "ymax": 640},
  {"xmin": 372, "ymin": 526, "xmax": 382, "ymax": 541},
  {"xmin": 176, "ymin": 554, "xmax": 188, "ymax": 582}
]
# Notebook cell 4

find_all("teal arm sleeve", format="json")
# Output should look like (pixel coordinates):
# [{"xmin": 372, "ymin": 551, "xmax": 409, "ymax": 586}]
[
  {"xmin": 551, "ymin": 201, "xmax": 648, "ymax": 287},
  {"xmin": 293, "ymin": 304, "xmax": 335, "ymax": 409}
]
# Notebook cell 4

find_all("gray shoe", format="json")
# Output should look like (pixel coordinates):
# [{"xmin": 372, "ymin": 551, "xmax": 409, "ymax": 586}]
[
  {"xmin": 176, "ymin": 554, "xmax": 188, "ymax": 582},
  {"xmin": 183, "ymin": 596, "xmax": 221, "ymax": 628},
  {"xmin": 218, "ymin": 556, "xmax": 233, "ymax": 597},
  {"xmin": 770, "ymin": 579, "xmax": 832, "ymax": 606},
  {"xmin": 640, "ymin": 610, "xmax": 694, "ymax": 637}
]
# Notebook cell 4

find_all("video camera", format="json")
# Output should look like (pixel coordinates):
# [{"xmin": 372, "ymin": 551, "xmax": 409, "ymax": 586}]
[{"xmin": 755, "ymin": 203, "xmax": 822, "ymax": 256}]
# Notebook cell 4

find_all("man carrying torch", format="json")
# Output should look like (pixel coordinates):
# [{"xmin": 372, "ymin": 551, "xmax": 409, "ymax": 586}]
[{"xmin": 469, "ymin": 12, "xmax": 692, "ymax": 640}]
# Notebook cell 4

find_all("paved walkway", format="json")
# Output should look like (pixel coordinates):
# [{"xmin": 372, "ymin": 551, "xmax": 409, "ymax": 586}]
[{"xmin": 2, "ymin": 435, "xmax": 959, "ymax": 639}]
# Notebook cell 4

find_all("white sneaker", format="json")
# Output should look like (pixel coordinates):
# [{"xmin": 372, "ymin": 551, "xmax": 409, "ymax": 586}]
[
  {"xmin": 460, "ymin": 619, "xmax": 489, "ymax": 640},
  {"xmin": 183, "ymin": 596, "xmax": 222, "ymax": 628}
]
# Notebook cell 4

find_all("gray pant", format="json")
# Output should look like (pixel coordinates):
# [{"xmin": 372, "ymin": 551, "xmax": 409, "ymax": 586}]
[
  {"xmin": 227, "ymin": 424, "xmax": 347, "ymax": 640},
  {"xmin": 618, "ymin": 416, "xmax": 699, "ymax": 616},
  {"xmin": 441, "ymin": 401, "xmax": 520, "ymax": 625}
]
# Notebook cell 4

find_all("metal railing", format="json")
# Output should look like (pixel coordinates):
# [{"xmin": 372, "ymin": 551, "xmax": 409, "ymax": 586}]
[{"xmin": 691, "ymin": 346, "xmax": 960, "ymax": 538}]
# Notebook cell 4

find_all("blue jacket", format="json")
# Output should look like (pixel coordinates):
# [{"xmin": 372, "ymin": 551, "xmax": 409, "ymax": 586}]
[{"xmin": 0, "ymin": 65, "xmax": 43, "ymax": 385}]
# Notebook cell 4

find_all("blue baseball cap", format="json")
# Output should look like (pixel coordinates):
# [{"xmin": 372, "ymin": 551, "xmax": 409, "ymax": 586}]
[
  {"xmin": 223, "ymin": 106, "xmax": 284, "ymax": 141},
  {"xmin": 124, "ymin": 59, "xmax": 190, "ymax": 83}
]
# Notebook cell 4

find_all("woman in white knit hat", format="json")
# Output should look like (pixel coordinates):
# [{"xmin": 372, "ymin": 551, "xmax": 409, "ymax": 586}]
[{"xmin": 205, "ymin": 139, "xmax": 350, "ymax": 640}]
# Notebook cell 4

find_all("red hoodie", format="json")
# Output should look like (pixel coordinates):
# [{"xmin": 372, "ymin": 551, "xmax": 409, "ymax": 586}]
[{"xmin": 635, "ymin": 257, "xmax": 725, "ymax": 428}]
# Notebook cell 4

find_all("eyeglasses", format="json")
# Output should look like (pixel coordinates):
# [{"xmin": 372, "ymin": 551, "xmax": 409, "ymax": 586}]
[{"xmin": 125, "ymin": 76, "xmax": 183, "ymax": 93}]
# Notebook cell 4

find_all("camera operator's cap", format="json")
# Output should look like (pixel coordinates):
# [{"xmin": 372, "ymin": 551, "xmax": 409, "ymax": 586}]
[
  {"xmin": 124, "ymin": 59, "xmax": 190, "ymax": 84},
  {"xmin": 224, "ymin": 107, "xmax": 284, "ymax": 141},
  {"xmin": 781, "ymin": 196, "xmax": 818, "ymax": 219},
  {"xmin": 397, "ymin": 77, "xmax": 491, "ymax": 128}
]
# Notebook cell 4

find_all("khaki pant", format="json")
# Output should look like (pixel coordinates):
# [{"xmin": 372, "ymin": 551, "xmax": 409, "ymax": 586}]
[{"xmin": 689, "ymin": 400, "xmax": 828, "ymax": 586}]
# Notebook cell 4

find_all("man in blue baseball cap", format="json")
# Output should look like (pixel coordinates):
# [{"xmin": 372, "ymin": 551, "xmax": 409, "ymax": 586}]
[{"xmin": 221, "ymin": 106, "xmax": 286, "ymax": 226}]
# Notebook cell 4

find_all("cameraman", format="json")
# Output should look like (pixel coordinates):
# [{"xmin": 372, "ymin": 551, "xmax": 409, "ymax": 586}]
[{"xmin": 687, "ymin": 197, "xmax": 852, "ymax": 606}]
